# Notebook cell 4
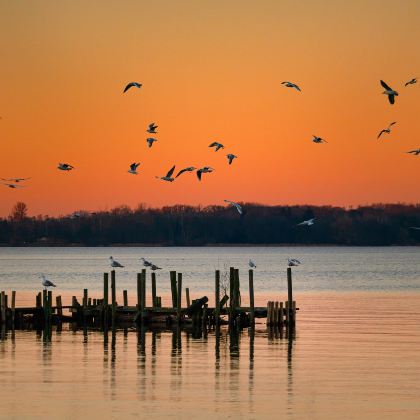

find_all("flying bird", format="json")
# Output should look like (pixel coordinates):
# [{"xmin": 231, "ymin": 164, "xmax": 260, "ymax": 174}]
[
  {"xmin": 140, "ymin": 257, "xmax": 153, "ymax": 267},
  {"xmin": 407, "ymin": 149, "xmax": 420, "ymax": 156},
  {"xmin": 380, "ymin": 80, "xmax": 398, "ymax": 105},
  {"xmin": 226, "ymin": 154, "xmax": 237, "ymax": 165},
  {"xmin": 2, "ymin": 183, "xmax": 25, "ymax": 189},
  {"xmin": 196, "ymin": 166, "xmax": 214, "ymax": 181},
  {"xmin": 224, "ymin": 199, "xmax": 243, "ymax": 214},
  {"xmin": 58, "ymin": 163, "xmax": 74, "ymax": 171},
  {"xmin": 123, "ymin": 82, "xmax": 142, "ymax": 93},
  {"xmin": 288, "ymin": 258, "xmax": 301, "ymax": 267},
  {"xmin": 377, "ymin": 122, "xmax": 397, "ymax": 139},
  {"xmin": 41, "ymin": 274, "xmax": 56, "ymax": 289},
  {"xmin": 248, "ymin": 259, "xmax": 257, "ymax": 269},
  {"xmin": 147, "ymin": 123, "xmax": 158, "ymax": 134},
  {"xmin": 297, "ymin": 218, "xmax": 315, "ymax": 226},
  {"xmin": 312, "ymin": 135, "xmax": 327, "ymax": 144},
  {"xmin": 1, "ymin": 177, "xmax": 30, "ymax": 183},
  {"xmin": 409, "ymin": 227, "xmax": 420, "ymax": 230},
  {"xmin": 156, "ymin": 165, "xmax": 176, "ymax": 182},
  {"xmin": 209, "ymin": 142, "xmax": 225, "ymax": 151},
  {"xmin": 281, "ymin": 81, "xmax": 301, "ymax": 92},
  {"xmin": 146, "ymin": 137, "xmax": 157, "ymax": 148},
  {"xmin": 109, "ymin": 256, "xmax": 124, "ymax": 268},
  {"xmin": 150, "ymin": 264, "xmax": 162, "ymax": 271},
  {"xmin": 404, "ymin": 78, "xmax": 417, "ymax": 87},
  {"xmin": 128, "ymin": 162, "xmax": 141, "ymax": 175},
  {"xmin": 176, "ymin": 167, "xmax": 196, "ymax": 178}
]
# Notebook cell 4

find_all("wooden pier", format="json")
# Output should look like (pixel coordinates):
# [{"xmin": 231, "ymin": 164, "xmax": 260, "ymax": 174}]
[{"xmin": 0, "ymin": 267, "xmax": 298, "ymax": 338}]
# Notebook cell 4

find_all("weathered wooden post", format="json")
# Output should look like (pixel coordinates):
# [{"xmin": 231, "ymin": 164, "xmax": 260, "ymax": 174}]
[
  {"xmin": 177, "ymin": 273, "xmax": 182, "ymax": 323},
  {"xmin": 249, "ymin": 269, "xmax": 255, "ymax": 324},
  {"xmin": 185, "ymin": 287, "xmax": 191, "ymax": 307},
  {"xmin": 170, "ymin": 271, "xmax": 177, "ymax": 308},
  {"xmin": 111, "ymin": 270, "xmax": 116, "ymax": 329},
  {"xmin": 11, "ymin": 291, "xmax": 16, "ymax": 329},
  {"xmin": 274, "ymin": 301, "xmax": 279, "ymax": 326},
  {"xmin": 151, "ymin": 272, "xmax": 157, "ymax": 307},
  {"xmin": 285, "ymin": 301, "xmax": 289, "ymax": 325},
  {"xmin": 287, "ymin": 267, "xmax": 293, "ymax": 325},
  {"xmin": 215, "ymin": 270, "xmax": 220, "ymax": 324},
  {"xmin": 56, "ymin": 296, "xmax": 63, "ymax": 317},
  {"xmin": 83, "ymin": 289, "xmax": 88, "ymax": 309},
  {"xmin": 279, "ymin": 301, "xmax": 284, "ymax": 326},
  {"xmin": 137, "ymin": 273, "xmax": 141, "ymax": 309},
  {"xmin": 47, "ymin": 290, "xmax": 52, "ymax": 327},
  {"xmin": 0, "ymin": 291, "xmax": 5, "ymax": 327},
  {"xmin": 234, "ymin": 268, "xmax": 241, "ymax": 308},
  {"xmin": 103, "ymin": 272, "xmax": 109, "ymax": 330},
  {"xmin": 123, "ymin": 290, "xmax": 128, "ymax": 307},
  {"xmin": 141, "ymin": 269, "xmax": 146, "ymax": 311},
  {"xmin": 229, "ymin": 267, "xmax": 234, "ymax": 325}
]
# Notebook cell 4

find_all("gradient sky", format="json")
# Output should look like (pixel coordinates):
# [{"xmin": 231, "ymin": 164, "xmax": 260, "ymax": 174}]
[{"xmin": 0, "ymin": 0, "xmax": 419, "ymax": 217}]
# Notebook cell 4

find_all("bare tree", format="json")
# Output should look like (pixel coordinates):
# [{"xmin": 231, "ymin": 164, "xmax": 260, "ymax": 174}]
[{"xmin": 10, "ymin": 202, "xmax": 28, "ymax": 222}]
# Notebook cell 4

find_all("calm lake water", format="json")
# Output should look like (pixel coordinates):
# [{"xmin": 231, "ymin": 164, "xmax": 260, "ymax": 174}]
[{"xmin": 0, "ymin": 247, "xmax": 420, "ymax": 419}]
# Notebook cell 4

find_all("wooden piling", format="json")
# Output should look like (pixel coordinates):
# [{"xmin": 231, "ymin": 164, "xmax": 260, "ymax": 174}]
[
  {"xmin": 36, "ymin": 292, "xmax": 41, "ymax": 309},
  {"xmin": 0, "ymin": 291, "xmax": 5, "ymax": 326},
  {"xmin": 111, "ymin": 270, "xmax": 116, "ymax": 329},
  {"xmin": 123, "ymin": 290, "xmax": 128, "ymax": 307},
  {"xmin": 141, "ymin": 269, "xmax": 146, "ymax": 311},
  {"xmin": 185, "ymin": 287, "xmax": 191, "ymax": 308},
  {"xmin": 215, "ymin": 270, "xmax": 220, "ymax": 324},
  {"xmin": 248, "ymin": 269, "xmax": 255, "ymax": 324},
  {"xmin": 137, "ymin": 273, "xmax": 141, "ymax": 309},
  {"xmin": 151, "ymin": 272, "xmax": 157, "ymax": 307},
  {"xmin": 177, "ymin": 273, "xmax": 182, "ymax": 323},
  {"xmin": 103, "ymin": 272, "xmax": 109, "ymax": 329},
  {"xmin": 234, "ymin": 268, "xmax": 241, "ymax": 308},
  {"xmin": 274, "ymin": 301, "xmax": 279, "ymax": 326},
  {"xmin": 287, "ymin": 267, "xmax": 293, "ymax": 324},
  {"xmin": 170, "ymin": 271, "xmax": 177, "ymax": 308},
  {"xmin": 285, "ymin": 301, "xmax": 289, "ymax": 325},
  {"xmin": 279, "ymin": 301, "xmax": 284, "ymax": 326},
  {"xmin": 11, "ymin": 291, "xmax": 16, "ymax": 327},
  {"xmin": 229, "ymin": 267, "xmax": 234, "ymax": 324},
  {"xmin": 56, "ymin": 296, "xmax": 63, "ymax": 317},
  {"xmin": 83, "ymin": 289, "xmax": 88, "ymax": 309},
  {"xmin": 47, "ymin": 290, "xmax": 52, "ymax": 326}
]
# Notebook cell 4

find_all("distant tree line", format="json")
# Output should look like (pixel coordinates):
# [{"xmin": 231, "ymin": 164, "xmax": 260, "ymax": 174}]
[{"xmin": 1, "ymin": 202, "xmax": 420, "ymax": 246}]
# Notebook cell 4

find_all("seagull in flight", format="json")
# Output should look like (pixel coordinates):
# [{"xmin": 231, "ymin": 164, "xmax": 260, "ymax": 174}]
[
  {"xmin": 404, "ymin": 78, "xmax": 417, "ymax": 87},
  {"xmin": 150, "ymin": 264, "xmax": 162, "ymax": 271},
  {"xmin": 176, "ymin": 166, "xmax": 196, "ymax": 178},
  {"xmin": 140, "ymin": 257, "xmax": 153, "ymax": 267},
  {"xmin": 123, "ymin": 82, "xmax": 142, "ymax": 93},
  {"xmin": 224, "ymin": 199, "xmax": 243, "ymax": 214},
  {"xmin": 312, "ymin": 135, "xmax": 327, "ymax": 144},
  {"xmin": 409, "ymin": 227, "xmax": 420, "ymax": 230},
  {"xmin": 377, "ymin": 122, "xmax": 397, "ymax": 139},
  {"xmin": 147, "ymin": 123, "xmax": 158, "ymax": 134},
  {"xmin": 109, "ymin": 256, "xmax": 124, "ymax": 268},
  {"xmin": 156, "ymin": 165, "xmax": 176, "ymax": 182},
  {"xmin": 407, "ymin": 149, "xmax": 420, "ymax": 156},
  {"xmin": 380, "ymin": 80, "xmax": 398, "ymax": 105},
  {"xmin": 128, "ymin": 162, "xmax": 141, "ymax": 175},
  {"xmin": 2, "ymin": 183, "xmax": 25, "ymax": 189},
  {"xmin": 281, "ymin": 81, "xmax": 301, "ymax": 92},
  {"xmin": 41, "ymin": 274, "xmax": 56, "ymax": 289},
  {"xmin": 58, "ymin": 163, "xmax": 74, "ymax": 171},
  {"xmin": 297, "ymin": 218, "xmax": 315, "ymax": 226},
  {"xmin": 288, "ymin": 258, "xmax": 301, "ymax": 267},
  {"xmin": 226, "ymin": 154, "xmax": 237, "ymax": 165},
  {"xmin": 146, "ymin": 137, "xmax": 157, "ymax": 148},
  {"xmin": 209, "ymin": 142, "xmax": 225, "ymax": 151},
  {"xmin": 248, "ymin": 259, "xmax": 257, "ymax": 269},
  {"xmin": 1, "ymin": 177, "xmax": 30, "ymax": 183},
  {"xmin": 196, "ymin": 166, "xmax": 214, "ymax": 181}
]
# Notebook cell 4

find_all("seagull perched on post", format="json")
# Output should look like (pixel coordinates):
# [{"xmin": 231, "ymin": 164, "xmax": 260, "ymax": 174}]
[
  {"xmin": 224, "ymin": 199, "xmax": 243, "ymax": 214},
  {"xmin": 176, "ymin": 166, "xmax": 196, "ymax": 178},
  {"xmin": 140, "ymin": 257, "xmax": 152, "ymax": 267},
  {"xmin": 196, "ymin": 167, "xmax": 214, "ymax": 181},
  {"xmin": 297, "ymin": 218, "xmax": 315, "ymax": 226},
  {"xmin": 147, "ymin": 123, "xmax": 158, "ymax": 134},
  {"xmin": 312, "ymin": 135, "xmax": 327, "ymax": 144},
  {"xmin": 377, "ymin": 122, "xmax": 397, "ymax": 139},
  {"xmin": 226, "ymin": 154, "xmax": 237, "ymax": 165},
  {"xmin": 288, "ymin": 258, "xmax": 301, "ymax": 267},
  {"xmin": 404, "ymin": 78, "xmax": 417, "ymax": 87},
  {"xmin": 58, "ymin": 163, "xmax": 74, "ymax": 171},
  {"xmin": 41, "ymin": 274, "xmax": 56, "ymax": 289},
  {"xmin": 209, "ymin": 142, "xmax": 225, "ymax": 151},
  {"xmin": 156, "ymin": 165, "xmax": 176, "ymax": 182},
  {"xmin": 146, "ymin": 137, "xmax": 157, "ymax": 148},
  {"xmin": 1, "ymin": 177, "xmax": 30, "ymax": 183},
  {"xmin": 248, "ymin": 259, "xmax": 257, "ymax": 269},
  {"xmin": 2, "ymin": 183, "xmax": 25, "ymax": 189},
  {"xmin": 380, "ymin": 80, "xmax": 398, "ymax": 105},
  {"xmin": 109, "ymin": 256, "xmax": 124, "ymax": 268},
  {"xmin": 128, "ymin": 162, "xmax": 141, "ymax": 175},
  {"xmin": 123, "ymin": 82, "xmax": 142, "ymax": 93},
  {"xmin": 281, "ymin": 81, "xmax": 301, "ymax": 92},
  {"xmin": 150, "ymin": 264, "xmax": 162, "ymax": 271},
  {"xmin": 407, "ymin": 148, "xmax": 420, "ymax": 156}
]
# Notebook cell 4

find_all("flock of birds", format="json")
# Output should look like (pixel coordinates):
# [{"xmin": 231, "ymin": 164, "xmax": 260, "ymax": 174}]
[{"xmin": 40, "ymin": 256, "xmax": 302, "ymax": 289}]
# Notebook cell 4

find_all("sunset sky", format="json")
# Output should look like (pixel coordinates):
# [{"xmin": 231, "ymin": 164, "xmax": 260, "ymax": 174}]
[{"xmin": 0, "ymin": 0, "xmax": 419, "ymax": 217}]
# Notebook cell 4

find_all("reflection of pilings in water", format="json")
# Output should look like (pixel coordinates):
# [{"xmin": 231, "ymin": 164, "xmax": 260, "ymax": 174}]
[
  {"xmin": 229, "ymin": 326, "xmax": 240, "ymax": 359},
  {"xmin": 286, "ymin": 324, "xmax": 295, "ymax": 413}
]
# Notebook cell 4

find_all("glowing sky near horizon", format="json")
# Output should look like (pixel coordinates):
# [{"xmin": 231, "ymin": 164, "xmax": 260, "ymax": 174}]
[{"xmin": 0, "ymin": 0, "xmax": 419, "ymax": 216}]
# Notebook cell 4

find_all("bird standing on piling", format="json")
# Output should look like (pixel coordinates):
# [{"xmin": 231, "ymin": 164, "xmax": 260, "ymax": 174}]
[
  {"xmin": 109, "ymin": 256, "xmax": 124, "ymax": 268},
  {"xmin": 41, "ymin": 275, "xmax": 56, "ymax": 289},
  {"xmin": 140, "ymin": 257, "xmax": 152, "ymax": 267},
  {"xmin": 150, "ymin": 264, "xmax": 162, "ymax": 271},
  {"xmin": 249, "ymin": 259, "xmax": 257, "ymax": 269},
  {"xmin": 288, "ymin": 258, "xmax": 301, "ymax": 267}
]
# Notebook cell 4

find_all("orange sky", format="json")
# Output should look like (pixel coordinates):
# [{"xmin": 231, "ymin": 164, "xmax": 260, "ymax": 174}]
[{"xmin": 0, "ymin": 0, "xmax": 419, "ymax": 217}]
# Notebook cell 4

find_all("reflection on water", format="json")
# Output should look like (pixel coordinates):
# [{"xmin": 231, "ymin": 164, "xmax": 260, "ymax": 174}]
[{"xmin": 1, "ymin": 293, "xmax": 420, "ymax": 419}]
